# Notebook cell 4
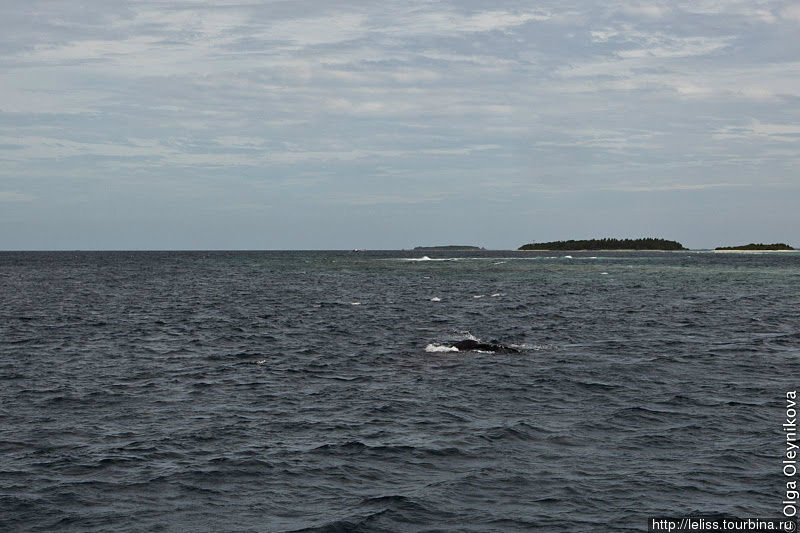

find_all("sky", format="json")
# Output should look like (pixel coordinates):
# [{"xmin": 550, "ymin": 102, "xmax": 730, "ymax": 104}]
[{"xmin": 1, "ymin": 0, "xmax": 799, "ymax": 250}]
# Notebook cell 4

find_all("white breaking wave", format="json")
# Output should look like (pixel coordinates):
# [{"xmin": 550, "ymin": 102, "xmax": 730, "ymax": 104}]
[
  {"xmin": 425, "ymin": 343, "xmax": 459, "ymax": 353},
  {"xmin": 563, "ymin": 255, "xmax": 573, "ymax": 259},
  {"xmin": 350, "ymin": 302, "xmax": 362, "ymax": 305},
  {"xmin": 473, "ymin": 294, "xmax": 485, "ymax": 299},
  {"xmin": 510, "ymin": 343, "xmax": 555, "ymax": 351},
  {"xmin": 491, "ymin": 293, "xmax": 502, "ymax": 297},
  {"xmin": 401, "ymin": 256, "xmax": 458, "ymax": 262},
  {"xmin": 430, "ymin": 297, "xmax": 441, "ymax": 302},
  {"xmin": 453, "ymin": 330, "xmax": 479, "ymax": 341}
]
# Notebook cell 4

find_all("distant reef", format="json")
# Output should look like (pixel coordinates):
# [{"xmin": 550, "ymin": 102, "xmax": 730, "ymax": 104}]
[
  {"xmin": 518, "ymin": 238, "xmax": 685, "ymax": 251},
  {"xmin": 715, "ymin": 243, "xmax": 795, "ymax": 251},
  {"xmin": 413, "ymin": 245, "xmax": 485, "ymax": 251}
]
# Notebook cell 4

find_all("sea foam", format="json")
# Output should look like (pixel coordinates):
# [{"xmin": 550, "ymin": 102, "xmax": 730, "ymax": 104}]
[
  {"xmin": 425, "ymin": 343, "xmax": 459, "ymax": 353},
  {"xmin": 401, "ymin": 256, "xmax": 458, "ymax": 262}
]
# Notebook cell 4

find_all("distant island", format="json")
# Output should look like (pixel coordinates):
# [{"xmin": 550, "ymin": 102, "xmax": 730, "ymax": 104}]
[
  {"xmin": 715, "ymin": 243, "xmax": 795, "ymax": 251},
  {"xmin": 413, "ymin": 245, "xmax": 485, "ymax": 251},
  {"xmin": 518, "ymin": 238, "xmax": 685, "ymax": 251}
]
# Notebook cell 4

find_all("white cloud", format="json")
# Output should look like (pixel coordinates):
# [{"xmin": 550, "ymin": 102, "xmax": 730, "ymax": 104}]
[
  {"xmin": 0, "ymin": 136, "xmax": 168, "ymax": 161},
  {"xmin": 676, "ymin": 0, "xmax": 777, "ymax": 23},
  {"xmin": 781, "ymin": 4, "xmax": 800, "ymax": 22},
  {"xmin": 386, "ymin": 9, "xmax": 550, "ymax": 36},
  {"xmin": 253, "ymin": 13, "xmax": 369, "ymax": 46},
  {"xmin": 616, "ymin": 37, "xmax": 731, "ymax": 58},
  {"xmin": 590, "ymin": 28, "xmax": 732, "ymax": 58},
  {"xmin": 620, "ymin": 5, "xmax": 669, "ymax": 19},
  {"xmin": 713, "ymin": 121, "xmax": 800, "ymax": 142},
  {"xmin": 0, "ymin": 191, "xmax": 36, "ymax": 202}
]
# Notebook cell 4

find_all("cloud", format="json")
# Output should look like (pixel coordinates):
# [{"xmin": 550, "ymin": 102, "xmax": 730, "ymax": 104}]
[
  {"xmin": 676, "ymin": 0, "xmax": 777, "ymax": 23},
  {"xmin": 588, "ymin": 28, "xmax": 733, "ymax": 58},
  {"xmin": 781, "ymin": 4, "xmax": 800, "ymax": 22},
  {"xmin": 1, "ymin": 1, "xmax": 799, "ymax": 248},
  {"xmin": 620, "ymin": 5, "xmax": 669, "ymax": 19},
  {"xmin": 713, "ymin": 120, "xmax": 800, "ymax": 142},
  {"xmin": 383, "ymin": 9, "xmax": 550, "ymax": 36},
  {"xmin": 0, "ymin": 191, "xmax": 36, "ymax": 202}
]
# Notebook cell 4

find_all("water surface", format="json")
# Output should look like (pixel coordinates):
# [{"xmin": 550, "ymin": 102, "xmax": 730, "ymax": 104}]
[{"xmin": 1, "ymin": 250, "xmax": 798, "ymax": 532}]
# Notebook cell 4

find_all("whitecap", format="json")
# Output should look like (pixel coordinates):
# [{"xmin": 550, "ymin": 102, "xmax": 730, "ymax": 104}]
[
  {"xmin": 473, "ymin": 295, "xmax": 485, "ymax": 299},
  {"xmin": 490, "ymin": 293, "xmax": 502, "ymax": 297},
  {"xmin": 600, "ymin": 272, "xmax": 609, "ymax": 275},
  {"xmin": 563, "ymin": 255, "xmax": 573, "ymax": 259},
  {"xmin": 425, "ymin": 343, "xmax": 459, "ymax": 353},
  {"xmin": 351, "ymin": 302, "xmax": 362, "ymax": 305},
  {"xmin": 400, "ymin": 256, "xmax": 458, "ymax": 262},
  {"xmin": 455, "ymin": 330, "xmax": 479, "ymax": 341},
  {"xmin": 430, "ymin": 297, "xmax": 441, "ymax": 302},
  {"xmin": 528, "ymin": 344, "xmax": 557, "ymax": 351},
  {"xmin": 507, "ymin": 343, "xmax": 554, "ymax": 351},
  {"xmin": 493, "ymin": 261, "xmax": 507, "ymax": 265},
  {"xmin": 255, "ymin": 360, "xmax": 267, "ymax": 365}
]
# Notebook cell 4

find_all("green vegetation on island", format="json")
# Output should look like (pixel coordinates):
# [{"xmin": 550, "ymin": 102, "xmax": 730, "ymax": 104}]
[
  {"xmin": 715, "ymin": 243, "xmax": 795, "ymax": 251},
  {"xmin": 413, "ymin": 245, "xmax": 485, "ymax": 251},
  {"xmin": 518, "ymin": 238, "xmax": 685, "ymax": 251}
]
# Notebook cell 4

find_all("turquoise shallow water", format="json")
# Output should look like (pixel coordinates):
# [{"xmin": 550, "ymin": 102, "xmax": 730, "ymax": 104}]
[{"xmin": 1, "ymin": 250, "xmax": 798, "ymax": 532}]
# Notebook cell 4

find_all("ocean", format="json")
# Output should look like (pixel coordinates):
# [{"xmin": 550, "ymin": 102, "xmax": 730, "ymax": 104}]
[{"xmin": 1, "ymin": 250, "xmax": 798, "ymax": 532}]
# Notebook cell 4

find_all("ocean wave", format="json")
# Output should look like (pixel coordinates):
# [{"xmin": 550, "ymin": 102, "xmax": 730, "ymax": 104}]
[
  {"xmin": 309, "ymin": 440, "xmax": 468, "ymax": 459},
  {"xmin": 284, "ymin": 518, "xmax": 375, "ymax": 533},
  {"xmin": 478, "ymin": 421, "xmax": 547, "ymax": 442},
  {"xmin": 400, "ymin": 256, "xmax": 458, "ymax": 262},
  {"xmin": 453, "ymin": 330, "xmax": 479, "ymax": 341},
  {"xmin": 425, "ymin": 343, "xmax": 458, "ymax": 352},
  {"xmin": 3, "ymin": 250, "xmax": 795, "ymax": 533}
]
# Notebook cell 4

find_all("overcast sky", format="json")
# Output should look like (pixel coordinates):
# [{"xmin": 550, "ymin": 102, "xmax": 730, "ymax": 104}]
[{"xmin": 1, "ymin": 0, "xmax": 799, "ymax": 250}]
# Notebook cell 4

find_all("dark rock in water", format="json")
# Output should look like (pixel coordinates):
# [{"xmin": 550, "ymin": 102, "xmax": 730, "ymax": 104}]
[{"xmin": 453, "ymin": 339, "xmax": 520, "ymax": 354}]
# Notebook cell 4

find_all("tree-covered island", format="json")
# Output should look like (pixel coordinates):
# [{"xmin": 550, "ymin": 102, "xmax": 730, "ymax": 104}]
[
  {"xmin": 518, "ymin": 238, "xmax": 685, "ymax": 251},
  {"xmin": 413, "ymin": 245, "xmax": 485, "ymax": 251},
  {"xmin": 715, "ymin": 243, "xmax": 795, "ymax": 251}
]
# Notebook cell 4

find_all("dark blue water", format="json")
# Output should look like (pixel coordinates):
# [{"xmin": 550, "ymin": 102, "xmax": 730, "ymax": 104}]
[{"xmin": 1, "ymin": 250, "xmax": 798, "ymax": 532}]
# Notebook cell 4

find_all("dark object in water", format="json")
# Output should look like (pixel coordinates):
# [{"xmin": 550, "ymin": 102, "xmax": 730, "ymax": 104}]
[{"xmin": 453, "ymin": 339, "xmax": 520, "ymax": 354}]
